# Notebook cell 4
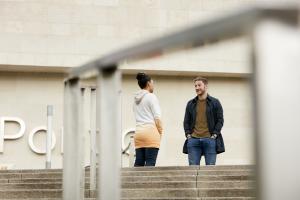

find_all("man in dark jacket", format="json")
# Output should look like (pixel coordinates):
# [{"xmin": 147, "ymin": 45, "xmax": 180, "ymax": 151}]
[{"xmin": 183, "ymin": 77, "xmax": 224, "ymax": 165}]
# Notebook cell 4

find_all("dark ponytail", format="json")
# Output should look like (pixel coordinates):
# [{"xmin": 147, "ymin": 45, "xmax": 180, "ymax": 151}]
[{"xmin": 136, "ymin": 72, "xmax": 151, "ymax": 89}]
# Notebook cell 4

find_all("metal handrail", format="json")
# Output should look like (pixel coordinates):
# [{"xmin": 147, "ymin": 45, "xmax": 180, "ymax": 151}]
[{"xmin": 63, "ymin": 3, "xmax": 300, "ymax": 200}]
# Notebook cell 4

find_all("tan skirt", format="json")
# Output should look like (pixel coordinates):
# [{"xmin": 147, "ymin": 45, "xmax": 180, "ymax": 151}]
[{"xmin": 134, "ymin": 124, "xmax": 161, "ymax": 149}]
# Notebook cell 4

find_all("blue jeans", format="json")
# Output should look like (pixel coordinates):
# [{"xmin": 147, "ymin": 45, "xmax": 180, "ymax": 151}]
[
  {"xmin": 134, "ymin": 148, "xmax": 159, "ymax": 167},
  {"xmin": 187, "ymin": 137, "xmax": 216, "ymax": 165}
]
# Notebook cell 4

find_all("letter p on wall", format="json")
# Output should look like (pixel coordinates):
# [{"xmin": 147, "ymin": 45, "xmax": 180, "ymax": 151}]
[{"xmin": 0, "ymin": 117, "xmax": 26, "ymax": 153}]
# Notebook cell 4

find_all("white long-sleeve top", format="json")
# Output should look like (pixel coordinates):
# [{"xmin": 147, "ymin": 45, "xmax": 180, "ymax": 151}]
[
  {"xmin": 133, "ymin": 90, "xmax": 161, "ymax": 126},
  {"xmin": 133, "ymin": 90, "xmax": 163, "ymax": 148}
]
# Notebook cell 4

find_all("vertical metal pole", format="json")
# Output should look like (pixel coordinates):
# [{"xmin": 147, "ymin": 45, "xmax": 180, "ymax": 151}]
[
  {"xmin": 82, "ymin": 87, "xmax": 91, "ymax": 168},
  {"xmin": 63, "ymin": 79, "xmax": 85, "ymax": 200},
  {"xmin": 96, "ymin": 84, "xmax": 101, "ymax": 195},
  {"xmin": 97, "ymin": 67, "xmax": 121, "ymax": 200},
  {"xmin": 46, "ymin": 105, "xmax": 53, "ymax": 169},
  {"xmin": 253, "ymin": 20, "xmax": 300, "ymax": 200},
  {"xmin": 61, "ymin": 127, "xmax": 64, "ymax": 155},
  {"xmin": 90, "ymin": 88, "xmax": 97, "ymax": 190},
  {"xmin": 0, "ymin": 118, "xmax": 4, "ymax": 153},
  {"xmin": 129, "ymin": 135, "xmax": 135, "ymax": 167}
]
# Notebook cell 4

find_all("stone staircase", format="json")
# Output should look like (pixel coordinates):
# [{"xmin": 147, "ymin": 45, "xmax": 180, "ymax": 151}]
[{"xmin": 0, "ymin": 165, "xmax": 255, "ymax": 199}]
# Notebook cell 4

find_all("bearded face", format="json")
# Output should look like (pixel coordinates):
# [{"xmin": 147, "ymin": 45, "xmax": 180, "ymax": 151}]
[{"xmin": 194, "ymin": 80, "xmax": 207, "ymax": 96}]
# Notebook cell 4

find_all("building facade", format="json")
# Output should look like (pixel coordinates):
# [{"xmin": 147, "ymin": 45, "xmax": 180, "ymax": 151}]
[{"xmin": 0, "ymin": 0, "xmax": 260, "ymax": 169}]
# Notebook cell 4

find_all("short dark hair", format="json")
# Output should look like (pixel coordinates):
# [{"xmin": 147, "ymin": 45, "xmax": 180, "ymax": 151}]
[
  {"xmin": 193, "ymin": 76, "xmax": 208, "ymax": 85},
  {"xmin": 136, "ymin": 72, "xmax": 151, "ymax": 89}
]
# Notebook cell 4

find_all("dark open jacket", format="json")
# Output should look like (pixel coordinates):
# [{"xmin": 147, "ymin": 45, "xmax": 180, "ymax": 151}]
[{"xmin": 183, "ymin": 94, "xmax": 224, "ymax": 138}]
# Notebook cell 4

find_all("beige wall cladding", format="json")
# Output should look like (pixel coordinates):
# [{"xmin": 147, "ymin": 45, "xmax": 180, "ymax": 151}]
[
  {"xmin": 122, "ymin": 75, "xmax": 255, "ymax": 166},
  {"xmin": 120, "ymin": 37, "xmax": 251, "ymax": 76},
  {"xmin": 0, "ymin": 0, "xmax": 258, "ymax": 74},
  {"xmin": 0, "ymin": 72, "xmax": 254, "ymax": 169},
  {"xmin": 0, "ymin": 72, "xmax": 65, "ymax": 169}
]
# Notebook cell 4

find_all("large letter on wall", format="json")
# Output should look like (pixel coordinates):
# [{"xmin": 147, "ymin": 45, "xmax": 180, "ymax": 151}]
[
  {"xmin": 28, "ymin": 126, "xmax": 56, "ymax": 154},
  {"xmin": 0, "ymin": 117, "xmax": 26, "ymax": 153}
]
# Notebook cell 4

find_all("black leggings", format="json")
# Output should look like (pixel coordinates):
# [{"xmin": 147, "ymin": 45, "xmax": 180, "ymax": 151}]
[{"xmin": 134, "ymin": 148, "xmax": 159, "ymax": 167}]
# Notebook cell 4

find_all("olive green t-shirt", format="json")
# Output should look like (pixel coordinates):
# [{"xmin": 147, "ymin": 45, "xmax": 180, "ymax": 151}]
[{"xmin": 191, "ymin": 99, "xmax": 211, "ymax": 138}]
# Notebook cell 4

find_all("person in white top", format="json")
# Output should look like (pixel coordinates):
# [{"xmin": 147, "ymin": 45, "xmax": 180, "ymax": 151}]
[{"xmin": 133, "ymin": 72, "xmax": 163, "ymax": 167}]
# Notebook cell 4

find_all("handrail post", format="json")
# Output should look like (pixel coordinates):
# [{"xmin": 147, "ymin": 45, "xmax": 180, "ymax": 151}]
[
  {"xmin": 46, "ymin": 105, "xmax": 53, "ymax": 169},
  {"xmin": 97, "ymin": 66, "xmax": 121, "ymax": 200},
  {"xmin": 129, "ymin": 135, "xmax": 135, "ymax": 167},
  {"xmin": 63, "ymin": 79, "xmax": 85, "ymax": 200},
  {"xmin": 90, "ymin": 88, "xmax": 97, "ymax": 191},
  {"xmin": 253, "ymin": 19, "xmax": 300, "ymax": 200}
]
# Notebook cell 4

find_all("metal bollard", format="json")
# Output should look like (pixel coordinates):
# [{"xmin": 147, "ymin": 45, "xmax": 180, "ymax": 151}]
[
  {"xmin": 129, "ymin": 135, "xmax": 135, "ymax": 167},
  {"xmin": 46, "ymin": 105, "xmax": 53, "ymax": 169}
]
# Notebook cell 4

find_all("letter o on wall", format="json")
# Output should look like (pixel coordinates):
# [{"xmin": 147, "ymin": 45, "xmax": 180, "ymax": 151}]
[
  {"xmin": 28, "ymin": 126, "xmax": 56, "ymax": 154},
  {"xmin": 122, "ymin": 128, "xmax": 135, "ymax": 155}
]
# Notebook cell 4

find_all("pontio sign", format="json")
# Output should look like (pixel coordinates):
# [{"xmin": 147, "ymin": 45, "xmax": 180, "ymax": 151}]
[{"xmin": 0, "ymin": 117, "xmax": 56, "ymax": 154}]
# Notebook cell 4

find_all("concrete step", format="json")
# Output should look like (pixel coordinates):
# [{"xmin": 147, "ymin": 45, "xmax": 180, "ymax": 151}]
[
  {"xmin": 197, "ymin": 175, "xmax": 254, "ymax": 181},
  {"xmin": 0, "ymin": 183, "xmax": 63, "ymax": 189},
  {"xmin": 0, "ymin": 166, "xmax": 254, "ymax": 183},
  {"xmin": 121, "ymin": 165, "xmax": 255, "ymax": 171},
  {"xmin": 0, "ymin": 170, "xmax": 254, "ymax": 179},
  {"xmin": 122, "ymin": 175, "xmax": 253, "ymax": 182},
  {"xmin": 121, "ymin": 198, "xmax": 255, "ymax": 200},
  {"xmin": 123, "ymin": 175, "xmax": 195, "ymax": 182},
  {"xmin": 122, "ymin": 181, "xmax": 254, "ymax": 189},
  {"xmin": 198, "ymin": 198, "xmax": 255, "ymax": 200},
  {"xmin": 0, "ymin": 189, "xmax": 93, "ymax": 199},
  {"xmin": 121, "ymin": 166, "xmax": 200, "ymax": 171},
  {"xmin": 198, "ymin": 165, "xmax": 254, "ymax": 170},
  {"xmin": 0, "ymin": 198, "xmax": 255, "ymax": 200},
  {"xmin": 0, "ymin": 166, "xmax": 256, "ymax": 199},
  {"xmin": 0, "ymin": 180, "xmax": 254, "ymax": 190},
  {"xmin": 7, "ymin": 178, "xmax": 65, "ymax": 184},
  {"xmin": 0, "ymin": 165, "xmax": 254, "ymax": 174},
  {"xmin": 0, "ymin": 189, "xmax": 63, "ymax": 199},
  {"xmin": 122, "ymin": 170, "xmax": 253, "ymax": 176},
  {"xmin": 122, "ymin": 170, "xmax": 198, "ymax": 176},
  {"xmin": 197, "ymin": 181, "xmax": 254, "ymax": 188},
  {"xmin": 0, "ymin": 174, "xmax": 253, "ymax": 184},
  {"xmin": 0, "ymin": 188, "xmax": 254, "ymax": 199},
  {"xmin": 198, "ymin": 188, "xmax": 255, "ymax": 197},
  {"xmin": 0, "ymin": 169, "xmax": 62, "ymax": 174},
  {"xmin": 122, "ymin": 188, "xmax": 255, "ymax": 198}
]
